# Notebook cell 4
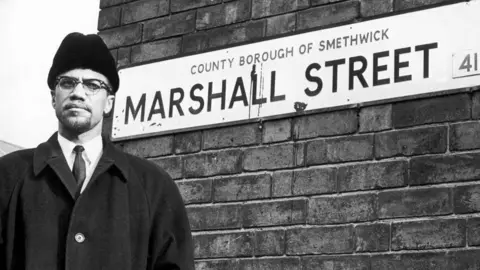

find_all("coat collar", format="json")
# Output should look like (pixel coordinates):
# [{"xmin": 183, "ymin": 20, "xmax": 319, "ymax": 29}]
[{"xmin": 33, "ymin": 132, "xmax": 130, "ymax": 182}]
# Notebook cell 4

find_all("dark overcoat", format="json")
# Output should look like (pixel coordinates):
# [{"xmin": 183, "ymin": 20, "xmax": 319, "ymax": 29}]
[{"xmin": 0, "ymin": 133, "xmax": 194, "ymax": 270}]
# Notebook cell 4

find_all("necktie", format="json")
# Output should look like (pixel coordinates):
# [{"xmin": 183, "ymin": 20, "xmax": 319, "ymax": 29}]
[{"xmin": 73, "ymin": 145, "xmax": 86, "ymax": 191}]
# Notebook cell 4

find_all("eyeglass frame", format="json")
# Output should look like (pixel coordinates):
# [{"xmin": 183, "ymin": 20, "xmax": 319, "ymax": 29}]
[{"xmin": 54, "ymin": 75, "xmax": 113, "ymax": 96}]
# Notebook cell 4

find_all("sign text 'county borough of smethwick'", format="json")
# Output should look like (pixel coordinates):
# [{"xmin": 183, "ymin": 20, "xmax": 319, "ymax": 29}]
[{"xmin": 112, "ymin": 0, "xmax": 480, "ymax": 140}]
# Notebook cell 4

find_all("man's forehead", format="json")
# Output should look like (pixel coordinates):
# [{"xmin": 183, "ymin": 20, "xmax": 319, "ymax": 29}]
[{"xmin": 60, "ymin": 69, "xmax": 110, "ymax": 83}]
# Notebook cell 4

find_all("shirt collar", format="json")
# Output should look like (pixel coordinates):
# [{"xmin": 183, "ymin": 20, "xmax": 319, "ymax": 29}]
[
  {"xmin": 34, "ymin": 132, "xmax": 130, "ymax": 182},
  {"xmin": 57, "ymin": 133, "xmax": 103, "ymax": 165}
]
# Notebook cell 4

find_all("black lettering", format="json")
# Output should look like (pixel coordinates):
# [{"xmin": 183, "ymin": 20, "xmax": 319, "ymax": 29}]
[
  {"xmin": 125, "ymin": 94, "xmax": 145, "ymax": 125},
  {"xmin": 169, "ymin": 88, "xmax": 185, "ymax": 118},
  {"xmin": 229, "ymin": 77, "xmax": 248, "ymax": 109},
  {"xmin": 373, "ymin": 51, "xmax": 390, "ymax": 86},
  {"xmin": 148, "ymin": 91, "xmax": 165, "ymax": 120},
  {"xmin": 319, "ymin": 40, "xmax": 325, "ymax": 51},
  {"xmin": 251, "ymin": 68, "xmax": 267, "ymax": 105},
  {"xmin": 349, "ymin": 56, "xmax": 369, "ymax": 90},
  {"xmin": 382, "ymin": 28, "xmax": 389, "ymax": 40},
  {"xmin": 270, "ymin": 71, "xmax": 284, "ymax": 102},
  {"xmin": 207, "ymin": 81, "xmax": 226, "ymax": 112},
  {"xmin": 189, "ymin": 84, "xmax": 204, "ymax": 115},
  {"xmin": 304, "ymin": 63, "xmax": 322, "ymax": 97},
  {"xmin": 325, "ymin": 58, "xmax": 346, "ymax": 93},
  {"xmin": 327, "ymin": 39, "xmax": 335, "ymax": 50},
  {"xmin": 394, "ymin": 47, "xmax": 412, "ymax": 83},
  {"xmin": 415, "ymin": 42, "xmax": 438, "ymax": 78}
]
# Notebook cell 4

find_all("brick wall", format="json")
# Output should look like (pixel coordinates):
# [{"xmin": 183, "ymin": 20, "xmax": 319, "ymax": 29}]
[{"xmin": 97, "ymin": 0, "xmax": 480, "ymax": 269}]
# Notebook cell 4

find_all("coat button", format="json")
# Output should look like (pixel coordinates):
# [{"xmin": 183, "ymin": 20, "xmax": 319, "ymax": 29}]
[{"xmin": 75, "ymin": 233, "xmax": 85, "ymax": 243}]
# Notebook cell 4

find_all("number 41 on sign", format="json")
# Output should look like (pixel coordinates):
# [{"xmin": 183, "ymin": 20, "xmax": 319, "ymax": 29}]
[{"xmin": 453, "ymin": 51, "xmax": 480, "ymax": 78}]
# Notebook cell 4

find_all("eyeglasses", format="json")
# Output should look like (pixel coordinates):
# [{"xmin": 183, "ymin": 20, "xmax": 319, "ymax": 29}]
[{"xmin": 55, "ymin": 76, "xmax": 112, "ymax": 96}]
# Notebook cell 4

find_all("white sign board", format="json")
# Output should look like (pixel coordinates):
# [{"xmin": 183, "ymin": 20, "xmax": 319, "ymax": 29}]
[{"xmin": 112, "ymin": 1, "xmax": 480, "ymax": 140}]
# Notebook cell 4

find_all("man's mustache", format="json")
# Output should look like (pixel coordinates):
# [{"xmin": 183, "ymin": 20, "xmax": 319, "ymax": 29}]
[{"xmin": 64, "ymin": 103, "xmax": 91, "ymax": 112}]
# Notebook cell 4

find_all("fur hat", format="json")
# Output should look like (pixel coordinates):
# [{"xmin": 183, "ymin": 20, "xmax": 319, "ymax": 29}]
[{"xmin": 47, "ymin": 32, "xmax": 119, "ymax": 93}]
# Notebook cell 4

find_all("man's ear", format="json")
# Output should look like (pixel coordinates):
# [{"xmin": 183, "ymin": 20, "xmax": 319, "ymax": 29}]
[
  {"xmin": 50, "ymin": 90, "xmax": 56, "ymax": 108},
  {"xmin": 104, "ymin": 94, "xmax": 115, "ymax": 117}
]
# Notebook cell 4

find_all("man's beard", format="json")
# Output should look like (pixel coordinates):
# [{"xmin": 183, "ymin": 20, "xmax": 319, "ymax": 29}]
[{"xmin": 58, "ymin": 112, "xmax": 92, "ymax": 134}]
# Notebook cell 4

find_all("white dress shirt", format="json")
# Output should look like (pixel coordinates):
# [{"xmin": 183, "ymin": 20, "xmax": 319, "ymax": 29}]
[{"xmin": 57, "ymin": 133, "xmax": 103, "ymax": 193}]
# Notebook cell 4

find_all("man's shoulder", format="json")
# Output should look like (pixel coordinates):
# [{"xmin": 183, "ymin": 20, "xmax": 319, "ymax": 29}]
[
  {"xmin": 0, "ymin": 149, "xmax": 35, "ymax": 192},
  {"xmin": 0, "ymin": 148, "xmax": 35, "ymax": 170}
]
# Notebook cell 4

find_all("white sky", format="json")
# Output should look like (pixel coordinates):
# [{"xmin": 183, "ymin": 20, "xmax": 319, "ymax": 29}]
[{"xmin": 0, "ymin": 0, "xmax": 100, "ymax": 148}]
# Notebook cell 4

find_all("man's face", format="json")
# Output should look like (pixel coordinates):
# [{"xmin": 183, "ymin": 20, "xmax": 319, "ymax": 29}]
[{"xmin": 51, "ymin": 69, "xmax": 115, "ymax": 134}]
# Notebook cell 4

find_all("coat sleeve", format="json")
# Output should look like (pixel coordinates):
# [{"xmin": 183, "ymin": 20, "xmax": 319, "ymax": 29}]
[{"xmin": 149, "ymin": 170, "xmax": 195, "ymax": 270}]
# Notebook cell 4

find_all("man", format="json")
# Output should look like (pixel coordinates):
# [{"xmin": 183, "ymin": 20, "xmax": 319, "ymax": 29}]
[{"xmin": 0, "ymin": 32, "xmax": 194, "ymax": 269}]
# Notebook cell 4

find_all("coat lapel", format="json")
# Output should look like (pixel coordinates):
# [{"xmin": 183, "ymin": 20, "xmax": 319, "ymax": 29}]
[{"xmin": 33, "ymin": 132, "xmax": 78, "ymax": 200}]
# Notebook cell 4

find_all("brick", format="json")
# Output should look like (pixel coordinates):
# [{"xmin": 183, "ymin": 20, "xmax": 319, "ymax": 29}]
[
  {"xmin": 302, "ymin": 255, "xmax": 370, "ymax": 270},
  {"xmin": 272, "ymin": 171, "xmax": 293, "ymax": 197},
  {"xmin": 100, "ymin": 0, "xmax": 123, "ymax": 8},
  {"xmin": 238, "ymin": 258, "xmax": 301, "ymax": 270},
  {"xmin": 143, "ymin": 10, "xmax": 196, "ymax": 42},
  {"xmin": 448, "ymin": 250, "xmax": 480, "ymax": 270},
  {"xmin": 410, "ymin": 153, "xmax": 480, "ymax": 185},
  {"xmin": 99, "ymin": 23, "xmax": 142, "ymax": 49},
  {"xmin": 311, "ymin": 0, "xmax": 344, "ymax": 5},
  {"xmin": 467, "ymin": 218, "xmax": 480, "ymax": 246},
  {"xmin": 293, "ymin": 167, "xmax": 336, "ymax": 195},
  {"xmin": 371, "ymin": 252, "xmax": 450, "ymax": 270},
  {"xmin": 378, "ymin": 188, "xmax": 452, "ymax": 219},
  {"xmin": 392, "ymin": 94, "xmax": 471, "ymax": 128},
  {"xmin": 117, "ymin": 47, "xmax": 131, "ymax": 68},
  {"xmin": 359, "ymin": 104, "xmax": 392, "ymax": 133},
  {"xmin": 122, "ymin": 0, "xmax": 168, "ymax": 24},
  {"xmin": 294, "ymin": 143, "xmax": 305, "ymax": 167},
  {"xmin": 176, "ymin": 179, "xmax": 212, "ymax": 204},
  {"xmin": 195, "ymin": 259, "xmax": 237, "ymax": 270},
  {"xmin": 360, "ymin": 0, "xmax": 393, "ymax": 17},
  {"xmin": 375, "ymin": 126, "xmax": 447, "ymax": 158},
  {"xmin": 182, "ymin": 32, "xmax": 209, "ymax": 53},
  {"xmin": 243, "ymin": 199, "xmax": 306, "ymax": 227},
  {"xmin": 338, "ymin": 160, "xmax": 407, "ymax": 192},
  {"xmin": 263, "ymin": 119, "xmax": 291, "ymax": 143},
  {"xmin": 213, "ymin": 174, "xmax": 271, "ymax": 202},
  {"xmin": 174, "ymin": 131, "xmax": 201, "ymax": 154},
  {"xmin": 131, "ymin": 37, "xmax": 181, "ymax": 64},
  {"xmin": 187, "ymin": 204, "xmax": 242, "ymax": 231},
  {"xmin": 109, "ymin": 49, "xmax": 118, "ymax": 64},
  {"xmin": 306, "ymin": 135, "xmax": 374, "ymax": 165},
  {"xmin": 204, "ymin": 124, "xmax": 260, "ymax": 150},
  {"xmin": 252, "ymin": 0, "xmax": 309, "ymax": 18},
  {"xmin": 391, "ymin": 219, "xmax": 466, "ymax": 250},
  {"xmin": 266, "ymin": 13, "xmax": 296, "ymax": 36},
  {"xmin": 98, "ymin": 6, "xmax": 121, "ymax": 30},
  {"xmin": 171, "ymin": 0, "xmax": 222, "ymax": 12},
  {"xmin": 207, "ymin": 20, "xmax": 266, "ymax": 49},
  {"xmin": 194, "ymin": 232, "xmax": 253, "ymax": 258},
  {"xmin": 197, "ymin": 0, "xmax": 251, "ymax": 30},
  {"xmin": 184, "ymin": 149, "xmax": 243, "ymax": 178},
  {"xmin": 473, "ymin": 91, "xmax": 480, "ymax": 118},
  {"xmin": 395, "ymin": 0, "xmax": 453, "ymax": 11},
  {"xmin": 286, "ymin": 226, "xmax": 354, "ymax": 254},
  {"xmin": 454, "ymin": 184, "xmax": 480, "ymax": 214},
  {"xmin": 308, "ymin": 194, "xmax": 377, "ymax": 225},
  {"xmin": 293, "ymin": 110, "xmax": 357, "ymax": 139},
  {"xmin": 355, "ymin": 223, "xmax": 390, "ymax": 252},
  {"xmin": 243, "ymin": 144, "xmax": 296, "ymax": 171},
  {"xmin": 254, "ymin": 229, "xmax": 285, "ymax": 256},
  {"xmin": 122, "ymin": 135, "xmax": 173, "ymax": 157},
  {"xmin": 151, "ymin": 156, "xmax": 183, "ymax": 179},
  {"xmin": 450, "ymin": 122, "xmax": 480, "ymax": 151},
  {"xmin": 297, "ymin": 1, "xmax": 359, "ymax": 30}
]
